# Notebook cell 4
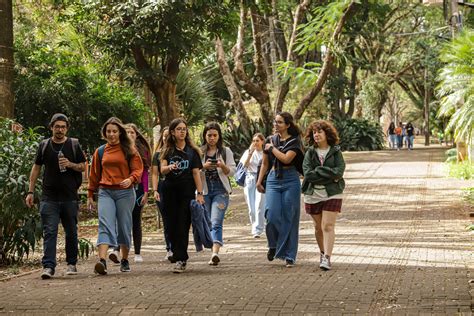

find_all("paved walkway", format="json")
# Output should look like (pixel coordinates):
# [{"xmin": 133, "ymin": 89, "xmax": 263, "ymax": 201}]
[{"xmin": 0, "ymin": 145, "xmax": 472, "ymax": 314}]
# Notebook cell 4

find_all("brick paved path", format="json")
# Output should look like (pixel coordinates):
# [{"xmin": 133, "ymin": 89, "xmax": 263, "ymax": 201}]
[{"xmin": 1, "ymin": 145, "xmax": 472, "ymax": 314}]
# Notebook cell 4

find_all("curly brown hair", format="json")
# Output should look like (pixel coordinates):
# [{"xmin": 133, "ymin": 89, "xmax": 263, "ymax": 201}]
[{"xmin": 305, "ymin": 120, "xmax": 340, "ymax": 147}]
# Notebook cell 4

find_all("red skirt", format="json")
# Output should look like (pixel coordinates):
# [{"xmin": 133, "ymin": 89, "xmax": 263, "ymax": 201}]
[{"xmin": 305, "ymin": 199, "xmax": 342, "ymax": 215}]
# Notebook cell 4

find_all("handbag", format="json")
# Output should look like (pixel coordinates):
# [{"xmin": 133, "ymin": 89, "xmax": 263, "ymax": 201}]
[{"xmin": 234, "ymin": 162, "xmax": 246, "ymax": 187}]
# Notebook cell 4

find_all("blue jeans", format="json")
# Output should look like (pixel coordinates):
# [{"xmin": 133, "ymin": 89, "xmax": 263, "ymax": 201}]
[
  {"xmin": 389, "ymin": 134, "xmax": 397, "ymax": 149},
  {"xmin": 97, "ymin": 188, "xmax": 135, "ymax": 248},
  {"xmin": 39, "ymin": 200, "xmax": 78, "ymax": 270},
  {"xmin": 265, "ymin": 168, "xmax": 301, "ymax": 263},
  {"xmin": 204, "ymin": 179, "xmax": 229, "ymax": 246},
  {"xmin": 397, "ymin": 135, "xmax": 403, "ymax": 149},
  {"xmin": 408, "ymin": 135, "xmax": 414, "ymax": 149},
  {"xmin": 244, "ymin": 172, "xmax": 265, "ymax": 235}
]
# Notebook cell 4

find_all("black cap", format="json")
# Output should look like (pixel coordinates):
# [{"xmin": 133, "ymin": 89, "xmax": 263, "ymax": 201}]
[{"xmin": 49, "ymin": 113, "xmax": 69, "ymax": 127}]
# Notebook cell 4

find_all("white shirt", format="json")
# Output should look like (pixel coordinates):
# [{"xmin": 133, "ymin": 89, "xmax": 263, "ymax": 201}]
[{"xmin": 239, "ymin": 149, "xmax": 263, "ymax": 173}]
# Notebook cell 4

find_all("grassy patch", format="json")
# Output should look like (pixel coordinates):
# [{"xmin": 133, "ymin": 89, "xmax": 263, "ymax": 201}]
[{"xmin": 446, "ymin": 161, "xmax": 474, "ymax": 180}]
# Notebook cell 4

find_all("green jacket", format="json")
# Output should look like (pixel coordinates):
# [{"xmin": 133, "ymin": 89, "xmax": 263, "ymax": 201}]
[{"xmin": 301, "ymin": 145, "xmax": 346, "ymax": 197}]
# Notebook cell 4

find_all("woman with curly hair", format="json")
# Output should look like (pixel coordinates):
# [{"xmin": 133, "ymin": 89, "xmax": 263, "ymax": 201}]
[{"xmin": 301, "ymin": 120, "xmax": 346, "ymax": 271}]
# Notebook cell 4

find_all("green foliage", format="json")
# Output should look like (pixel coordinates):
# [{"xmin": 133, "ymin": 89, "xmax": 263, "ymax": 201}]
[
  {"xmin": 177, "ymin": 67, "xmax": 218, "ymax": 126},
  {"xmin": 358, "ymin": 74, "xmax": 388, "ymax": 119},
  {"xmin": 295, "ymin": 1, "xmax": 352, "ymax": 54},
  {"xmin": 462, "ymin": 187, "xmax": 474, "ymax": 206},
  {"xmin": 437, "ymin": 29, "xmax": 474, "ymax": 143},
  {"xmin": 275, "ymin": 61, "xmax": 320, "ymax": 89},
  {"xmin": 223, "ymin": 120, "xmax": 271, "ymax": 161},
  {"xmin": 447, "ymin": 161, "xmax": 473, "ymax": 180},
  {"xmin": 0, "ymin": 119, "xmax": 43, "ymax": 264},
  {"xmin": 78, "ymin": 238, "xmax": 94, "ymax": 259},
  {"xmin": 333, "ymin": 118, "xmax": 385, "ymax": 151},
  {"xmin": 14, "ymin": 37, "xmax": 150, "ymax": 151},
  {"xmin": 445, "ymin": 148, "xmax": 457, "ymax": 163}
]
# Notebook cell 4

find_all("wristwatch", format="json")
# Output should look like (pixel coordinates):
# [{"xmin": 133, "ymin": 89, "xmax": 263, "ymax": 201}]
[{"xmin": 27, "ymin": 191, "xmax": 34, "ymax": 195}]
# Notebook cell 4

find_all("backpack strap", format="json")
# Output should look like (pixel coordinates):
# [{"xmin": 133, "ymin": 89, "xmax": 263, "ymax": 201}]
[
  {"xmin": 97, "ymin": 144, "xmax": 106, "ymax": 181},
  {"xmin": 40, "ymin": 138, "xmax": 50, "ymax": 159},
  {"xmin": 70, "ymin": 138, "xmax": 79, "ymax": 162}
]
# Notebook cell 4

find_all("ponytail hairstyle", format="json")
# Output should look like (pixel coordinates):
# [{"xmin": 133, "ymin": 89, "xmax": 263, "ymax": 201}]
[
  {"xmin": 277, "ymin": 112, "xmax": 301, "ymax": 137},
  {"xmin": 125, "ymin": 123, "xmax": 152, "ymax": 169},
  {"xmin": 161, "ymin": 118, "xmax": 201, "ymax": 162},
  {"xmin": 101, "ymin": 117, "xmax": 134, "ymax": 161}
]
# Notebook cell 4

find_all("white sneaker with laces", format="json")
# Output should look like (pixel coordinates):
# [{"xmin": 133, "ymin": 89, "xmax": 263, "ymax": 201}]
[
  {"xmin": 134, "ymin": 254, "xmax": 143, "ymax": 263},
  {"xmin": 320, "ymin": 255, "xmax": 331, "ymax": 270}
]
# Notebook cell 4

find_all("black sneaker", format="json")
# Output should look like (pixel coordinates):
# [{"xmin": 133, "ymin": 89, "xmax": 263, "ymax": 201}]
[
  {"xmin": 267, "ymin": 248, "xmax": 276, "ymax": 261},
  {"xmin": 94, "ymin": 259, "xmax": 107, "ymax": 275},
  {"xmin": 168, "ymin": 255, "xmax": 177, "ymax": 263},
  {"xmin": 120, "ymin": 259, "xmax": 131, "ymax": 272},
  {"xmin": 41, "ymin": 268, "xmax": 54, "ymax": 280}
]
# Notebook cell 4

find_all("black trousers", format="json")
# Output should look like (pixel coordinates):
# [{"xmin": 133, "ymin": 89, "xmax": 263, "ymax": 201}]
[{"xmin": 162, "ymin": 180, "xmax": 195, "ymax": 262}]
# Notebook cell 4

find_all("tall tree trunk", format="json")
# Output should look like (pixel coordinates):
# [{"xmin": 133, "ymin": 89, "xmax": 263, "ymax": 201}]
[
  {"xmin": 0, "ymin": 0, "xmax": 14, "ymax": 118},
  {"xmin": 424, "ymin": 68, "xmax": 430, "ymax": 146},
  {"xmin": 131, "ymin": 46, "xmax": 178, "ymax": 127},
  {"xmin": 293, "ymin": 1, "xmax": 357, "ymax": 121},
  {"xmin": 274, "ymin": 0, "xmax": 310, "ymax": 113},
  {"xmin": 232, "ymin": 1, "xmax": 272, "ymax": 127},
  {"xmin": 215, "ymin": 37, "xmax": 251, "ymax": 131},
  {"xmin": 347, "ymin": 64, "xmax": 358, "ymax": 118}
]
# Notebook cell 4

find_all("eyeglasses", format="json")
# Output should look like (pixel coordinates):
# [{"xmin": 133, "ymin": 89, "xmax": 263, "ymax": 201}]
[
  {"xmin": 53, "ymin": 125, "xmax": 67, "ymax": 130},
  {"xmin": 175, "ymin": 127, "xmax": 187, "ymax": 132},
  {"xmin": 273, "ymin": 120, "xmax": 285, "ymax": 125}
]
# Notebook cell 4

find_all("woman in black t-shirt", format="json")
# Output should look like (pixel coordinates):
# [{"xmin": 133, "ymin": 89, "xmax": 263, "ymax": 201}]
[{"xmin": 160, "ymin": 118, "xmax": 204, "ymax": 273}]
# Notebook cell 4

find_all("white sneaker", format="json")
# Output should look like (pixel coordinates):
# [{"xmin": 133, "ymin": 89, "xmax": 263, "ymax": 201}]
[
  {"xmin": 320, "ymin": 255, "xmax": 331, "ymax": 270},
  {"xmin": 173, "ymin": 261, "xmax": 186, "ymax": 273},
  {"xmin": 208, "ymin": 254, "xmax": 220, "ymax": 266},
  {"xmin": 108, "ymin": 250, "xmax": 120, "ymax": 264},
  {"xmin": 134, "ymin": 254, "xmax": 143, "ymax": 263}
]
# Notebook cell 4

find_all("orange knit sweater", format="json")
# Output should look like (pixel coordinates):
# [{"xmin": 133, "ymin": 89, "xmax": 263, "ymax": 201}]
[{"xmin": 88, "ymin": 143, "xmax": 143, "ymax": 198}]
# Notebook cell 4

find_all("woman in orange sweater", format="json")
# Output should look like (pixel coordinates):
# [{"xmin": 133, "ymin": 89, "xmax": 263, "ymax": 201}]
[{"xmin": 87, "ymin": 117, "xmax": 143, "ymax": 275}]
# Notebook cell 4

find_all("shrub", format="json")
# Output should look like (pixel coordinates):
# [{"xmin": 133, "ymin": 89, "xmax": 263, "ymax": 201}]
[
  {"xmin": 447, "ymin": 161, "xmax": 473, "ymax": 180},
  {"xmin": 0, "ymin": 119, "xmax": 43, "ymax": 264},
  {"xmin": 333, "ymin": 118, "xmax": 385, "ymax": 151}
]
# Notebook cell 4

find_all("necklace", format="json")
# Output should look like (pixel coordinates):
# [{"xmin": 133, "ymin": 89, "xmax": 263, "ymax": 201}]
[{"xmin": 49, "ymin": 138, "xmax": 67, "ymax": 154}]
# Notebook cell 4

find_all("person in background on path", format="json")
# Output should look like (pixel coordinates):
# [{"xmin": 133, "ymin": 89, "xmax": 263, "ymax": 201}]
[
  {"xmin": 200, "ymin": 122, "xmax": 236, "ymax": 266},
  {"xmin": 302, "ymin": 120, "xmax": 346, "ymax": 271},
  {"xmin": 240, "ymin": 133, "xmax": 266, "ymax": 238},
  {"xmin": 395, "ymin": 122, "xmax": 403, "ymax": 151},
  {"xmin": 257, "ymin": 112, "xmax": 304, "ymax": 268},
  {"xmin": 26, "ymin": 113, "xmax": 86, "ymax": 279},
  {"xmin": 160, "ymin": 118, "xmax": 204, "ymax": 273},
  {"xmin": 109, "ymin": 124, "xmax": 151, "ymax": 264},
  {"xmin": 387, "ymin": 122, "xmax": 397, "ymax": 149},
  {"xmin": 151, "ymin": 126, "xmax": 173, "ymax": 261},
  {"xmin": 406, "ymin": 122, "xmax": 414, "ymax": 150},
  {"xmin": 87, "ymin": 117, "xmax": 143, "ymax": 275},
  {"xmin": 402, "ymin": 123, "xmax": 408, "ymax": 148}
]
